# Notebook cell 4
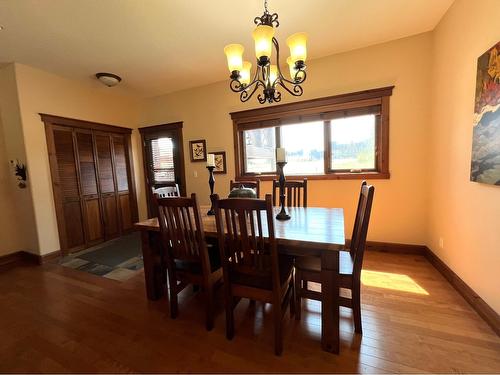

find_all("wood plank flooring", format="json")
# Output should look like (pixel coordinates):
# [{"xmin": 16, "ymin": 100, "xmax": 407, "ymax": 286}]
[{"xmin": 0, "ymin": 251, "xmax": 498, "ymax": 373}]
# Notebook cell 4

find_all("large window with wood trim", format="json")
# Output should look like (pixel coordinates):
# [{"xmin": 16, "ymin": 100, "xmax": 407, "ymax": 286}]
[{"xmin": 232, "ymin": 87, "xmax": 393, "ymax": 180}]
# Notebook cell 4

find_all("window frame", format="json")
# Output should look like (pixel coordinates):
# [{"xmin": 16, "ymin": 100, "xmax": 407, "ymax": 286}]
[{"xmin": 231, "ymin": 86, "xmax": 393, "ymax": 181}]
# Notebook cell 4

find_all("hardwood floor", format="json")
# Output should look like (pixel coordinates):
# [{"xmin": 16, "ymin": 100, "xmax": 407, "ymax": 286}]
[{"xmin": 0, "ymin": 251, "xmax": 498, "ymax": 373}]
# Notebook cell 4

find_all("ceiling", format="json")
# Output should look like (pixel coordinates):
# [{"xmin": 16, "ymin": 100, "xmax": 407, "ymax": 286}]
[{"xmin": 0, "ymin": 0, "xmax": 453, "ymax": 98}]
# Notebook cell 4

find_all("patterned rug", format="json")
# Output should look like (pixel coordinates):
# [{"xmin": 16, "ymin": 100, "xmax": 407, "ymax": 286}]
[{"xmin": 58, "ymin": 232, "xmax": 143, "ymax": 281}]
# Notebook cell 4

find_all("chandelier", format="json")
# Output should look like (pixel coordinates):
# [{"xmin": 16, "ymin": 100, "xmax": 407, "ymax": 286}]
[{"xmin": 223, "ymin": 0, "xmax": 308, "ymax": 104}]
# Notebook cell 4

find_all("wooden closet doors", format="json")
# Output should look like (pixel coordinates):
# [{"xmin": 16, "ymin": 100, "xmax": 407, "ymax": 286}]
[
  {"xmin": 42, "ymin": 114, "xmax": 138, "ymax": 254},
  {"xmin": 75, "ymin": 129, "xmax": 104, "ymax": 245}
]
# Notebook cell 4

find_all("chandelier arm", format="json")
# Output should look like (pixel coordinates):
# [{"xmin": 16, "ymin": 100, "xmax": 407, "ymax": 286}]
[
  {"xmin": 241, "ymin": 80, "xmax": 265, "ymax": 102},
  {"xmin": 275, "ymin": 80, "xmax": 304, "ymax": 97}
]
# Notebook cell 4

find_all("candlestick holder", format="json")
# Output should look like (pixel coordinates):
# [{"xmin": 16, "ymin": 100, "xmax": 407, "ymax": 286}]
[
  {"xmin": 207, "ymin": 166, "xmax": 216, "ymax": 215},
  {"xmin": 276, "ymin": 161, "xmax": 290, "ymax": 220}
]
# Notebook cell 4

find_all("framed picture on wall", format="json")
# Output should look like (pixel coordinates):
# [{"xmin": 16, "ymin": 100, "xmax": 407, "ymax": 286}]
[
  {"xmin": 470, "ymin": 41, "xmax": 500, "ymax": 186},
  {"xmin": 189, "ymin": 139, "xmax": 207, "ymax": 162},
  {"xmin": 213, "ymin": 151, "xmax": 227, "ymax": 174}
]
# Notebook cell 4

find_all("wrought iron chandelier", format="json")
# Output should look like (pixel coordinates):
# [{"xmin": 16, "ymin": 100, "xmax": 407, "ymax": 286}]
[{"xmin": 223, "ymin": 0, "xmax": 308, "ymax": 104}]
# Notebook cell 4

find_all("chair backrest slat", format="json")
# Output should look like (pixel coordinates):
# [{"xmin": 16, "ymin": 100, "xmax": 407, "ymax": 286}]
[
  {"xmin": 153, "ymin": 183, "xmax": 180, "ymax": 198},
  {"xmin": 350, "ymin": 183, "xmax": 375, "ymax": 278},
  {"xmin": 214, "ymin": 194, "xmax": 280, "ymax": 289},
  {"xmin": 157, "ymin": 194, "xmax": 210, "ymax": 272},
  {"xmin": 273, "ymin": 178, "xmax": 307, "ymax": 207},
  {"xmin": 230, "ymin": 180, "xmax": 260, "ymax": 198}
]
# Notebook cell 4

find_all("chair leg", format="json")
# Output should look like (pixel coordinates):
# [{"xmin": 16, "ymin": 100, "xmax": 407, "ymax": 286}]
[
  {"xmin": 169, "ymin": 284, "xmax": 178, "ymax": 319},
  {"xmin": 205, "ymin": 282, "xmax": 214, "ymax": 331},
  {"xmin": 289, "ymin": 275, "xmax": 296, "ymax": 318},
  {"xmin": 273, "ymin": 304, "xmax": 283, "ymax": 356},
  {"xmin": 225, "ymin": 296, "xmax": 235, "ymax": 340},
  {"xmin": 352, "ymin": 283, "xmax": 362, "ymax": 334},
  {"xmin": 294, "ymin": 269, "xmax": 302, "ymax": 321}
]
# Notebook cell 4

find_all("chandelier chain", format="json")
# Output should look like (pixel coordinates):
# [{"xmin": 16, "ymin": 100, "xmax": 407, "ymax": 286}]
[{"xmin": 264, "ymin": 0, "xmax": 269, "ymax": 14}]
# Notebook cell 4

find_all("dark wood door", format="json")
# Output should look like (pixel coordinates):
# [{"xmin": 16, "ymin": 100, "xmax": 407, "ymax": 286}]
[
  {"xmin": 139, "ymin": 122, "xmax": 186, "ymax": 218},
  {"xmin": 43, "ymin": 114, "xmax": 139, "ymax": 255},
  {"xmin": 51, "ymin": 126, "xmax": 86, "ymax": 252},
  {"xmin": 95, "ymin": 133, "xmax": 120, "ymax": 240},
  {"xmin": 111, "ymin": 134, "xmax": 134, "ymax": 232},
  {"xmin": 75, "ymin": 130, "xmax": 104, "ymax": 246}
]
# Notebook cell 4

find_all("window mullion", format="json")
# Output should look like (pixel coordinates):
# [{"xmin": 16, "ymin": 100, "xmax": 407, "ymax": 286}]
[{"xmin": 324, "ymin": 120, "xmax": 331, "ymax": 174}]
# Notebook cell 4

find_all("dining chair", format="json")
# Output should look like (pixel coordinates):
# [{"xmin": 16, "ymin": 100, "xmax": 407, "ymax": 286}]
[
  {"xmin": 157, "ymin": 193, "xmax": 222, "ymax": 331},
  {"xmin": 294, "ymin": 181, "xmax": 374, "ymax": 334},
  {"xmin": 229, "ymin": 179, "xmax": 260, "ymax": 198},
  {"xmin": 272, "ymin": 178, "xmax": 307, "ymax": 207},
  {"xmin": 153, "ymin": 183, "xmax": 180, "ymax": 198},
  {"xmin": 213, "ymin": 194, "xmax": 295, "ymax": 355}
]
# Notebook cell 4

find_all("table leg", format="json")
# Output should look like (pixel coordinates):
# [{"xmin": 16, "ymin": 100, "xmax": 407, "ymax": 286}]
[
  {"xmin": 321, "ymin": 250, "xmax": 340, "ymax": 354},
  {"xmin": 140, "ymin": 230, "xmax": 164, "ymax": 300}
]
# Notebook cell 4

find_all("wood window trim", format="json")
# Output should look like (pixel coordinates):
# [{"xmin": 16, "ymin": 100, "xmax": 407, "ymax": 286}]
[
  {"xmin": 139, "ymin": 122, "xmax": 187, "ymax": 216},
  {"xmin": 231, "ymin": 86, "xmax": 393, "ymax": 181}
]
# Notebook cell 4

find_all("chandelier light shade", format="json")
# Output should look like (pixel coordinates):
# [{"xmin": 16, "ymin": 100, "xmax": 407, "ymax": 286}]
[
  {"xmin": 287, "ymin": 32, "xmax": 308, "ymax": 63},
  {"xmin": 223, "ymin": 44, "xmax": 245, "ymax": 73},
  {"xmin": 223, "ymin": 0, "xmax": 308, "ymax": 104},
  {"xmin": 252, "ymin": 25, "xmax": 275, "ymax": 62}
]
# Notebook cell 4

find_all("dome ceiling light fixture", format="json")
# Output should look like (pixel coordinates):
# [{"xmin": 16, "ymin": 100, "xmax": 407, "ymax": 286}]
[
  {"xmin": 223, "ymin": 0, "xmax": 308, "ymax": 104},
  {"xmin": 95, "ymin": 72, "xmax": 122, "ymax": 87}
]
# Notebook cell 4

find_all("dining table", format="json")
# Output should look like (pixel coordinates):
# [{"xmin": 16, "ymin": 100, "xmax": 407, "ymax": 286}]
[{"xmin": 134, "ymin": 205, "xmax": 345, "ymax": 354}]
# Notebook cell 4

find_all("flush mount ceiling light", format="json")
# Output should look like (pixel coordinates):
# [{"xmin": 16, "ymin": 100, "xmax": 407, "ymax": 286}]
[
  {"xmin": 223, "ymin": 0, "xmax": 308, "ymax": 104},
  {"xmin": 95, "ymin": 72, "xmax": 122, "ymax": 87}
]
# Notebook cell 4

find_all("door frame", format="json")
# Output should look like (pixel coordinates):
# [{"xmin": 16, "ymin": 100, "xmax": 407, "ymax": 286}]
[{"xmin": 139, "ymin": 122, "xmax": 187, "ymax": 218}]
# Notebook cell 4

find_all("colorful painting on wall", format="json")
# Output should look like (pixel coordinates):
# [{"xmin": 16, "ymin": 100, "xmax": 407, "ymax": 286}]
[{"xmin": 470, "ymin": 41, "xmax": 500, "ymax": 185}]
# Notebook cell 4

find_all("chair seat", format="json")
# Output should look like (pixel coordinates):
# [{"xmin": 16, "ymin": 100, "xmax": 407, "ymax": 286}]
[
  {"xmin": 295, "ymin": 251, "xmax": 354, "ymax": 275},
  {"xmin": 229, "ymin": 255, "xmax": 294, "ymax": 290},
  {"xmin": 174, "ymin": 245, "xmax": 221, "ymax": 274}
]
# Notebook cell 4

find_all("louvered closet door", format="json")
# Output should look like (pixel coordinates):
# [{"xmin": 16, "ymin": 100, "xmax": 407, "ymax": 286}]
[
  {"xmin": 95, "ymin": 133, "xmax": 120, "ymax": 239},
  {"xmin": 112, "ymin": 134, "xmax": 133, "ymax": 232},
  {"xmin": 75, "ymin": 130, "xmax": 104, "ymax": 245},
  {"xmin": 52, "ymin": 127, "xmax": 85, "ymax": 251}
]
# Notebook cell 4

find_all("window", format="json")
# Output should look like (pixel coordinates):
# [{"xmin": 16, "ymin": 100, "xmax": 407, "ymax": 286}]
[
  {"xmin": 150, "ymin": 137, "xmax": 175, "ymax": 183},
  {"xmin": 244, "ymin": 127, "xmax": 276, "ymax": 173},
  {"xmin": 232, "ymin": 86, "xmax": 392, "ymax": 180},
  {"xmin": 329, "ymin": 114, "xmax": 376, "ymax": 172}
]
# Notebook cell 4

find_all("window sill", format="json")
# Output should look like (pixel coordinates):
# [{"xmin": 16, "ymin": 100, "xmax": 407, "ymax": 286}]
[{"xmin": 237, "ymin": 171, "xmax": 390, "ymax": 181}]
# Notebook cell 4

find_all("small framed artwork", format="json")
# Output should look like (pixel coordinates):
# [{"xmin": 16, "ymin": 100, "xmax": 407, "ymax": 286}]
[
  {"xmin": 213, "ymin": 151, "xmax": 227, "ymax": 174},
  {"xmin": 189, "ymin": 139, "xmax": 207, "ymax": 162}
]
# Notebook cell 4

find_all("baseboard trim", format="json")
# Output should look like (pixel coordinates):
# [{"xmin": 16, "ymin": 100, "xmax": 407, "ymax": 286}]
[
  {"xmin": 0, "ymin": 251, "xmax": 26, "ymax": 269},
  {"xmin": 425, "ymin": 246, "xmax": 499, "ymax": 336},
  {"xmin": 0, "ymin": 249, "xmax": 61, "ymax": 269},
  {"xmin": 38, "ymin": 250, "xmax": 62, "ymax": 264},
  {"xmin": 364, "ymin": 241, "xmax": 426, "ymax": 255}
]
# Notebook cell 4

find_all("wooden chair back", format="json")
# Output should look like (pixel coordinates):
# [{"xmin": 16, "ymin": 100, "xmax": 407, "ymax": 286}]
[
  {"xmin": 213, "ymin": 194, "xmax": 280, "ymax": 291},
  {"xmin": 153, "ymin": 183, "xmax": 180, "ymax": 198},
  {"xmin": 349, "ymin": 181, "xmax": 367, "ymax": 256},
  {"xmin": 229, "ymin": 180, "xmax": 260, "ymax": 198},
  {"xmin": 272, "ymin": 178, "xmax": 307, "ymax": 207},
  {"xmin": 350, "ymin": 183, "xmax": 375, "ymax": 279},
  {"xmin": 157, "ymin": 193, "xmax": 210, "ymax": 272}
]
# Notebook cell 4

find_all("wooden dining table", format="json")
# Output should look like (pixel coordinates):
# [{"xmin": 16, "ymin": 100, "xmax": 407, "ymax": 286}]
[{"xmin": 134, "ymin": 205, "xmax": 345, "ymax": 354}]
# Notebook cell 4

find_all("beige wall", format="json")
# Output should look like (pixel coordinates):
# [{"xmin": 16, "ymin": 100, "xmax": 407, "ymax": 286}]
[
  {"xmin": 12, "ymin": 63, "xmax": 144, "ymax": 255},
  {"xmin": 141, "ymin": 33, "xmax": 433, "ymax": 245},
  {"xmin": 0, "ymin": 64, "xmax": 38, "ymax": 255},
  {"xmin": 428, "ymin": 0, "xmax": 500, "ymax": 312}
]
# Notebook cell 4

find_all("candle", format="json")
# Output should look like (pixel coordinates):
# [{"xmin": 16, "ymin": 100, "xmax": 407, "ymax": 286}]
[
  {"xmin": 276, "ymin": 148, "xmax": 286, "ymax": 162},
  {"xmin": 207, "ymin": 153, "xmax": 215, "ymax": 167}
]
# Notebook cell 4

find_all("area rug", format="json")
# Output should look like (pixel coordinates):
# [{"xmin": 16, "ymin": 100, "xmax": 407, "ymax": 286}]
[{"xmin": 58, "ymin": 232, "xmax": 143, "ymax": 281}]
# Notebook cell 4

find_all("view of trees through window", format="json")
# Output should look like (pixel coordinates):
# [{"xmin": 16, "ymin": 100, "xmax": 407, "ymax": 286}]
[
  {"xmin": 330, "ymin": 114, "xmax": 376, "ymax": 171},
  {"xmin": 242, "ymin": 114, "xmax": 377, "ymax": 175}
]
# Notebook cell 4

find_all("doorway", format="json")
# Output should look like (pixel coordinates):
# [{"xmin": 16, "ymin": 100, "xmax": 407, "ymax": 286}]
[{"xmin": 139, "ymin": 122, "xmax": 186, "ymax": 218}]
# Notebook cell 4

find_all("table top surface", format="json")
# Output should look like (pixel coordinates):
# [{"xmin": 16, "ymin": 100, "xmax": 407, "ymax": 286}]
[{"xmin": 135, "ymin": 206, "xmax": 345, "ymax": 254}]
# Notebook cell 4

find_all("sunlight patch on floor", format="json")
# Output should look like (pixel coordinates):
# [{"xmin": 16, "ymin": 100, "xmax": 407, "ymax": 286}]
[{"xmin": 361, "ymin": 270, "xmax": 429, "ymax": 295}]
